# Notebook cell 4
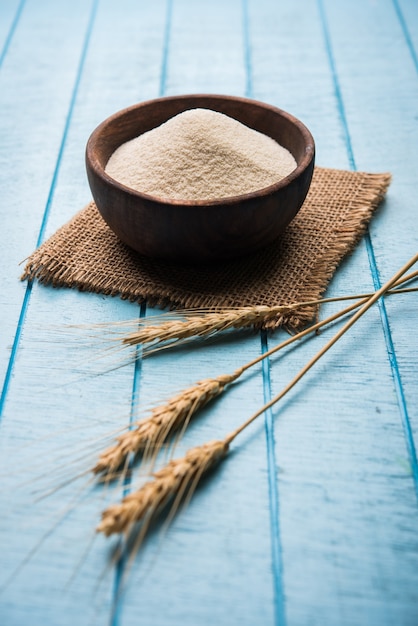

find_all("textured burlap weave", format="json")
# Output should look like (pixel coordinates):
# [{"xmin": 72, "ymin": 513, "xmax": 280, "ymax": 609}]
[{"xmin": 22, "ymin": 167, "xmax": 391, "ymax": 329}]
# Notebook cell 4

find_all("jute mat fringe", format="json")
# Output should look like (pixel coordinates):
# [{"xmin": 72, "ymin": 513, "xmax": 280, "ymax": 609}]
[{"xmin": 22, "ymin": 167, "xmax": 391, "ymax": 329}]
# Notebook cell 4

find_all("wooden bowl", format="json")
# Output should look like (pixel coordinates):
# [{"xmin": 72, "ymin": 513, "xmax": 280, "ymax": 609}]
[{"xmin": 86, "ymin": 94, "xmax": 315, "ymax": 263}]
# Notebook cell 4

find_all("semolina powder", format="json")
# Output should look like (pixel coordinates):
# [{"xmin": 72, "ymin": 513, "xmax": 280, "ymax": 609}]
[{"xmin": 105, "ymin": 108, "xmax": 297, "ymax": 202}]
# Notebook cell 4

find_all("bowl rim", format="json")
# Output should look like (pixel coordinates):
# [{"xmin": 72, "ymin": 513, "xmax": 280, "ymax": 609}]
[{"xmin": 86, "ymin": 93, "xmax": 315, "ymax": 208}]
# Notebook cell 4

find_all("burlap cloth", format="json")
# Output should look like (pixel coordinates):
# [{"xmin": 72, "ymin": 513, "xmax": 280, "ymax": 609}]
[{"xmin": 22, "ymin": 167, "xmax": 391, "ymax": 329}]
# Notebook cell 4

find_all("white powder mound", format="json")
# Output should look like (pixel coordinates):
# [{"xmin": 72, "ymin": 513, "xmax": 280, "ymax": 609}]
[{"xmin": 105, "ymin": 108, "xmax": 297, "ymax": 202}]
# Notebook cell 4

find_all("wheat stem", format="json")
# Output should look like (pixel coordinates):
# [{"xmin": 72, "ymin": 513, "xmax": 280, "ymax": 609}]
[{"xmin": 225, "ymin": 252, "xmax": 418, "ymax": 444}]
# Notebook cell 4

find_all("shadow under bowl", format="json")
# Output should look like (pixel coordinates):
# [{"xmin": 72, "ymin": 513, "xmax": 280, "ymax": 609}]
[{"xmin": 85, "ymin": 94, "xmax": 315, "ymax": 263}]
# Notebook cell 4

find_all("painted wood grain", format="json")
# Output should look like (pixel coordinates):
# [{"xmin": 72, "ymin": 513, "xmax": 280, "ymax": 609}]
[
  {"xmin": 0, "ymin": 0, "xmax": 24, "ymax": 68},
  {"xmin": 165, "ymin": 0, "xmax": 246, "ymax": 96},
  {"xmin": 247, "ymin": 0, "xmax": 349, "ymax": 171},
  {"xmin": 322, "ymin": 0, "xmax": 418, "ymax": 468},
  {"xmin": 0, "ymin": 0, "xmax": 417, "ymax": 625},
  {"xmin": 0, "ymin": 1, "xmax": 275, "ymax": 625},
  {"xmin": 110, "ymin": 1, "xmax": 278, "ymax": 623},
  {"xmin": 249, "ymin": 0, "xmax": 418, "ymax": 624},
  {"xmin": 396, "ymin": 0, "xmax": 418, "ymax": 73},
  {"xmin": 0, "ymin": 1, "xmax": 166, "ymax": 624},
  {"xmin": 0, "ymin": 0, "xmax": 94, "ymax": 397}
]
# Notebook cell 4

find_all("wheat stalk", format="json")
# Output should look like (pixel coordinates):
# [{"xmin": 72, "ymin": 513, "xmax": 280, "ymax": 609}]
[
  {"xmin": 93, "ymin": 270, "xmax": 418, "ymax": 476},
  {"xmin": 121, "ymin": 306, "xmax": 289, "ymax": 348},
  {"xmin": 97, "ymin": 252, "xmax": 418, "ymax": 537},
  {"xmin": 118, "ymin": 274, "xmax": 418, "ymax": 354},
  {"xmin": 61, "ymin": 274, "xmax": 418, "ymax": 359}
]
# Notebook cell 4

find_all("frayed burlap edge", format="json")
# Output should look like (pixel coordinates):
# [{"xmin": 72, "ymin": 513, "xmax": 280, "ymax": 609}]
[
  {"xmin": 21, "ymin": 169, "xmax": 392, "ymax": 330},
  {"xmin": 264, "ymin": 170, "xmax": 392, "ymax": 330}
]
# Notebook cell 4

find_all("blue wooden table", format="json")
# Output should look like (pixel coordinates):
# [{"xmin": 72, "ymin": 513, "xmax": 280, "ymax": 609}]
[{"xmin": 1, "ymin": 1, "xmax": 417, "ymax": 625}]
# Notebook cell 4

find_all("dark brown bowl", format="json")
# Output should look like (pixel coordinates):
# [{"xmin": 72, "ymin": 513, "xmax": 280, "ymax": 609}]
[{"xmin": 86, "ymin": 94, "xmax": 315, "ymax": 263}]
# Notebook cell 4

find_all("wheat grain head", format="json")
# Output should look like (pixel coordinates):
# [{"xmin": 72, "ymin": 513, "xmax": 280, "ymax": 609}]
[
  {"xmin": 92, "ymin": 373, "xmax": 237, "ymax": 475},
  {"xmin": 121, "ymin": 306, "xmax": 287, "ymax": 351},
  {"xmin": 97, "ymin": 439, "xmax": 228, "ymax": 536}
]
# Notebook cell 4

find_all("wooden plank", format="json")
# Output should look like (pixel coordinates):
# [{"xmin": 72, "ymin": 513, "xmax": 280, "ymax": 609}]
[
  {"xmin": 165, "ymin": 0, "xmax": 246, "ymax": 95},
  {"xmin": 0, "ymin": 1, "xmax": 167, "ymax": 625},
  {"xmin": 323, "ymin": 0, "xmax": 418, "ymax": 460},
  {"xmin": 0, "ymin": 0, "xmax": 94, "ymax": 395},
  {"xmin": 247, "ymin": 0, "xmax": 418, "ymax": 624},
  {"xmin": 395, "ymin": 0, "xmax": 418, "ymax": 73},
  {"xmin": 377, "ymin": 0, "xmax": 418, "ymax": 468},
  {"xmin": 247, "ymin": 0, "xmax": 349, "ymax": 171},
  {"xmin": 0, "ymin": 1, "xmax": 276, "ymax": 625},
  {"xmin": 108, "ymin": 1, "xmax": 278, "ymax": 624},
  {"xmin": 0, "ymin": 0, "xmax": 24, "ymax": 67},
  {"xmin": 0, "ymin": 0, "xmax": 119, "ymax": 621}
]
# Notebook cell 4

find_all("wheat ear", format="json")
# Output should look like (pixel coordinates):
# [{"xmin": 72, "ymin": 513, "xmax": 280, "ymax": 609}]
[
  {"xmin": 97, "ymin": 439, "xmax": 228, "ymax": 536},
  {"xmin": 92, "ymin": 373, "xmax": 237, "ymax": 475},
  {"xmin": 98, "ymin": 252, "xmax": 417, "ymax": 537},
  {"xmin": 120, "ymin": 273, "xmax": 418, "ymax": 353},
  {"xmin": 93, "ymin": 270, "xmax": 418, "ymax": 476}
]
